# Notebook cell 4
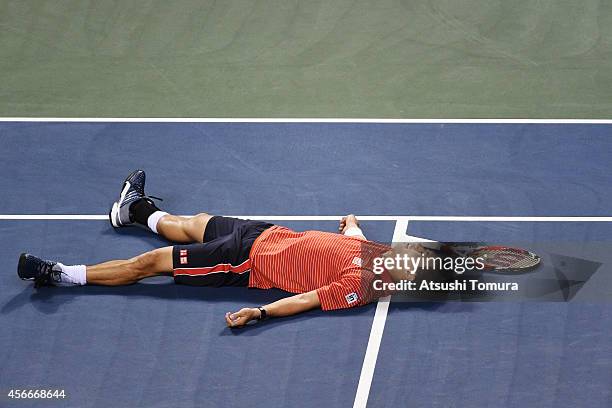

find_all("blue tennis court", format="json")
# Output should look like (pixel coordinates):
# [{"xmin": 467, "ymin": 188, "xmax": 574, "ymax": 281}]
[{"xmin": 1, "ymin": 121, "xmax": 611, "ymax": 407}]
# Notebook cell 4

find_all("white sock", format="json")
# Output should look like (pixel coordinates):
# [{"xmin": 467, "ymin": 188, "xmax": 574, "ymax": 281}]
[
  {"xmin": 55, "ymin": 263, "xmax": 87, "ymax": 286},
  {"xmin": 147, "ymin": 211, "xmax": 168, "ymax": 234}
]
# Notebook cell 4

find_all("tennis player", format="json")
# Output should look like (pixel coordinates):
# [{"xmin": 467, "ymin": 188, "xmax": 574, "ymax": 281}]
[{"xmin": 17, "ymin": 170, "xmax": 422, "ymax": 327}]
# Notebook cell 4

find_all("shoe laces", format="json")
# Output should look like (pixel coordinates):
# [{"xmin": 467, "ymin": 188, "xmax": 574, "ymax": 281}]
[{"xmin": 33, "ymin": 259, "xmax": 59, "ymax": 287}]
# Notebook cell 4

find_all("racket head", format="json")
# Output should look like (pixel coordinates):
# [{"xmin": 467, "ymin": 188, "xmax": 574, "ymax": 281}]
[{"xmin": 467, "ymin": 246, "xmax": 541, "ymax": 273}]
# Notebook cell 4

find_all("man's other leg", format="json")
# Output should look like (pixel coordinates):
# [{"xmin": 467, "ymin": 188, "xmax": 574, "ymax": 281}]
[
  {"xmin": 109, "ymin": 170, "xmax": 213, "ymax": 244},
  {"xmin": 128, "ymin": 197, "xmax": 213, "ymax": 243},
  {"xmin": 156, "ymin": 213, "xmax": 213, "ymax": 243},
  {"xmin": 157, "ymin": 215, "xmax": 257, "ymax": 244}
]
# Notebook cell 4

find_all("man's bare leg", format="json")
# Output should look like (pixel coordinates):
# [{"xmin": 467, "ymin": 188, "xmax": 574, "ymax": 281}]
[
  {"xmin": 17, "ymin": 246, "xmax": 175, "ymax": 287},
  {"xmin": 155, "ymin": 213, "xmax": 213, "ymax": 243},
  {"xmin": 85, "ymin": 247, "xmax": 174, "ymax": 285}
]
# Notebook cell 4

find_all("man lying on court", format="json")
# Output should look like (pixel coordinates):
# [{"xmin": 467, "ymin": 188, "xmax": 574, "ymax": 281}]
[{"xmin": 18, "ymin": 170, "xmax": 422, "ymax": 327}]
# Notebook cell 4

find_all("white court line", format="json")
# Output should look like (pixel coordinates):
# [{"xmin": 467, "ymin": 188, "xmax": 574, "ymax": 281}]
[
  {"xmin": 353, "ymin": 296, "xmax": 391, "ymax": 408},
  {"xmin": 0, "ymin": 118, "xmax": 612, "ymax": 124},
  {"xmin": 353, "ymin": 218, "xmax": 440, "ymax": 408},
  {"xmin": 352, "ymin": 221, "xmax": 407, "ymax": 408},
  {"xmin": 2, "ymin": 214, "xmax": 612, "ymax": 222}
]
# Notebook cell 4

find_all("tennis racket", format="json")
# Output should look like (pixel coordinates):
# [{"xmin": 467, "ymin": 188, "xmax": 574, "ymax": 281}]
[{"xmin": 438, "ymin": 244, "xmax": 541, "ymax": 273}]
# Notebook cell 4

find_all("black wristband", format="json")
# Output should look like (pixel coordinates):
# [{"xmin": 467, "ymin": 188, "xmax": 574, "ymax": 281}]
[{"xmin": 257, "ymin": 306, "xmax": 267, "ymax": 320}]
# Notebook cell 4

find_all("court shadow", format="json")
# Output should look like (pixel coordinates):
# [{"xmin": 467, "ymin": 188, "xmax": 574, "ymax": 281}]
[
  {"xmin": 1, "ymin": 281, "xmax": 290, "ymax": 315},
  {"xmin": 220, "ymin": 303, "xmax": 377, "ymax": 336},
  {"xmin": 389, "ymin": 300, "xmax": 475, "ymax": 313},
  {"xmin": 221, "ymin": 299, "xmax": 472, "ymax": 336}
]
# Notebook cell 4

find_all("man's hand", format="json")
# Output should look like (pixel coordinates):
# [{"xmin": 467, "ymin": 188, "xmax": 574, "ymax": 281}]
[
  {"xmin": 225, "ymin": 291, "xmax": 321, "ymax": 328},
  {"xmin": 339, "ymin": 214, "xmax": 360, "ymax": 234},
  {"xmin": 225, "ymin": 308, "xmax": 260, "ymax": 328}
]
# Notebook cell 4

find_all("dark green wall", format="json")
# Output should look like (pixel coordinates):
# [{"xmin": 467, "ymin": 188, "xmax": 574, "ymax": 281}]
[{"xmin": 2, "ymin": 0, "xmax": 611, "ymax": 117}]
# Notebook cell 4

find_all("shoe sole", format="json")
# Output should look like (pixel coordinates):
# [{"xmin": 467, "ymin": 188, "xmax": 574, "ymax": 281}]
[
  {"xmin": 109, "ymin": 181, "xmax": 131, "ymax": 228},
  {"xmin": 109, "ymin": 202, "xmax": 119, "ymax": 228},
  {"xmin": 17, "ymin": 252, "xmax": 33, "ymax": 280}
]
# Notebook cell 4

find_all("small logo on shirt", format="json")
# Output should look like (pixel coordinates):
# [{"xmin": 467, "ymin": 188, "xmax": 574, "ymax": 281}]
[
  {"xmin": 345, "ymin": 292, "xmax": 359, "ymax": 304},
  {"xmin": 179, "ymin": 249, "xmax": 188, "ymax": 265},
  {"xmin": 352, "ymin": 257, "xmax": 363, "ymax": 267}
]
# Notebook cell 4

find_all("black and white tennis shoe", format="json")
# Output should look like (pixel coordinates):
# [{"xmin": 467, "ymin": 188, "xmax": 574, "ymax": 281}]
[
  {"xmin": 109, "ymin": 170, "xmax": 147, "ymax": 228},
  {"xmin": 17, "ymin": 253, "xmax": 62, "ymax": 287}
]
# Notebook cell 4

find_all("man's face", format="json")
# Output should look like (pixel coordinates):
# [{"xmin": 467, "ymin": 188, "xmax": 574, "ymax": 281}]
[{"xmin": 384, "ymin": 243, "xmax": 440, "ymax": 282}]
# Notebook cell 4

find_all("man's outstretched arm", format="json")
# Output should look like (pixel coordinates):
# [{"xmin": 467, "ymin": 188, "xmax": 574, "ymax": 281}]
[{"xmin": 225, "ymin": 290, "xmax": 321, "ymax": 328}]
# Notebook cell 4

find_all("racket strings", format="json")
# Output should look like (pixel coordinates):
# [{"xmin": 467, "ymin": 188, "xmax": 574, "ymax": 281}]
[{"xmin": 471, "ymin": 248, "xmax": 540, "ymax": 270}]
